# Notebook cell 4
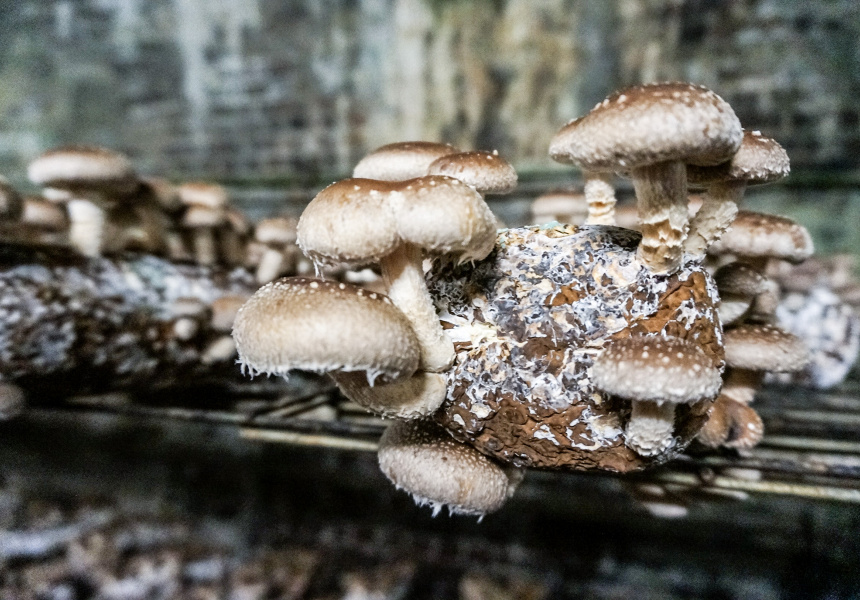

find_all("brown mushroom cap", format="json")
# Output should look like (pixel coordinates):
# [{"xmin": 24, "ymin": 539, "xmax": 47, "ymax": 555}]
[
  {"xmin": 549, "ymin": 82, "xmax": 743, "ymax": 171},
  {"xmin": 232, "ymin": 277, "xmax": 420, "ymax": 381},
  {"xmin": 27, "ymin": 145, "xmax": 138, "ymax": 194},
  {"xmin": 254, "ymin": 216, "xmax": 298, "ymax": 245},
  {"xmin": 687, "ymin": 130, "xmax": 790, "ymax": 188},
  {"xmin": 297, "ymin": 176, "xmax": 497, "ymax": 268},
  {"xmin": 723, "ymin": 324, "xmax": 809, "ymax": 372},
  {"xmin": 211, "ymin": 294, "xmax": 251, "ymax": 333},
  {"xmin": 353, "ymin": 141, "xmax": 460, "ymax": 181},
  {"xmin": 182, "ymin": 205, "xmax": 226, "ymax": 229},
  {"xmin": 709, "ymin": 210, "xmax": 814, "ymax": 263},
  {"xmin": 714, "ymin": 262, "xmax": 769, "ymax": 297},
  {"xmin": 592, "ymin": 335, "xmax": 722, "ymax": 404},
  {"xmin": 377, "ymin": 420, "xmax": 513, "ymax": 517},
  {"xmin": 427, "ymin": 150, "xmax": 518, "ymax": 194},
  {"xmin": 177, "ymin": 182, "xmax": 229, "ymax": 209}
]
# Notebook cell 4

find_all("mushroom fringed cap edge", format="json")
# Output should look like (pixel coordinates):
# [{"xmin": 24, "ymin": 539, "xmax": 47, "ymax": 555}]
[
  {"xmin": 231, "ymin": 277, "xmax": 420, "ymax": 382},
  {"xmin": 591, "ymin": 335, "xmax": 723, "ymax": 405},
  {"xmin": 377, "ymin": 420, "xmax": 515, "ymax": 517},
  {"xmin": 548, "ymin": 82, "xmax": 743, "ymax": 171}
]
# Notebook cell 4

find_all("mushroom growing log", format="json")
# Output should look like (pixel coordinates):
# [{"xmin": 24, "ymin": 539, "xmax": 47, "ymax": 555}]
[{"xmin": 0, "ymin": 242, "xmax": 258, "ymax": 398}]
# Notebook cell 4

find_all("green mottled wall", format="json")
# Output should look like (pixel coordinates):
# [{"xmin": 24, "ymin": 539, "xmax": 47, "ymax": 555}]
[{"xmin": 0, "ymin": 0, "xmax": 858, "ymax": 252}]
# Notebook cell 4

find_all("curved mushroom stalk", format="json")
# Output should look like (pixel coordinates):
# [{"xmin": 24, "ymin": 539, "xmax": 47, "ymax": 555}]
[
  {"xmin": 331, "ymin": 370, "xmax": 448, "ymax": 419},
  {"xmin": 583, "ymin": 172, "xmax": 617, "ymax": 225},
  {"xmin": 592, "ymin": 335, "xmax": 723, "ymax": 458},
  {"xmin": 377, "ymin": 420, "xmax": 520, "ymax": 518},
  {"xmin": 684, "ymin": 181, "xmax": 742, "ymax": 257},
  {"xmin": 379, "ymin": 243, "xmax": 454, "ymax": 372},
  {"xmin": 631, "ymin": 161, "xmax": 690, "ymax": 274}
]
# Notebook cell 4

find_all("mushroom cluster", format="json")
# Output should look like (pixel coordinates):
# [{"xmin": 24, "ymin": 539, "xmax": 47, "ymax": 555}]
[
  {"xmin": 17, "ymin": 145, "xmax": 312, "ymax": 285},
  {"xmin": 231, "ymin": 82, "xmax": 814, "ymax": 517}
]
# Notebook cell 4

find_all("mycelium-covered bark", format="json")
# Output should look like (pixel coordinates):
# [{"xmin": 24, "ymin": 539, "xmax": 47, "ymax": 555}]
[
  {"xmin": 0, "ymin": 243, "xmax": 257, "ymax": 396},
  {"xmin": 427, "ymin": 224, "xmax": 723, "ymax": 473}
]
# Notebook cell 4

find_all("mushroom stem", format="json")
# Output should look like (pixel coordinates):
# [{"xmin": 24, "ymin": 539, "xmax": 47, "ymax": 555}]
[
  {"xmin": 379, "ymin": 243, "xmax": 455, "ymax": 373},
  {"xmin": 630, "ymin": 161, "xmax": 689, "ymax": 274},
  {"xmin": 583, "ymin": 172, "xmax": 617, "ymax": 225},
  {"xmin": 626, "ymin": 400, "xmax": 676, "ymax": 457},
  {"xmin": 255, "ymin": 247, "xmax": 286, "ymax": 284},
  {"xmin": 684, "ymin": 180, "xmax": 744, "ymax": 257},
  {"xmin": 66, "ymin": 198, "xmax": 107, "ymax": 258},
  {"xmin": 191, "ymin": 228, "xmax": 217, "ymax": 266}
]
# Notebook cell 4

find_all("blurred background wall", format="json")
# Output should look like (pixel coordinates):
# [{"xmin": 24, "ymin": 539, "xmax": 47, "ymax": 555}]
[{"xmin": 1, "ymin": 0, "xmax": 858, "ymax": 245}]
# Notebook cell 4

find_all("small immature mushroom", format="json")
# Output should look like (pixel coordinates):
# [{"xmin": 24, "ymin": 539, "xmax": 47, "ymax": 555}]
[
  {"xmin": 377, "ymin": 420, "xmax": 520, "ymax": 517},
  {"xmin": 713, "ymin": 262, "xmax": 769, "ymax": 326},
  {"xmin": 550, "ymin": 82, "xmax": 743, "ymax": 273},
  {"xmin": 233, "ymin": 277, "xmax": 419, "ymax": 382},
  {"xmin": 178, "ymin": 182, "xmax": 229, "ymax": 266},
  {"xmin": 298, "ymin": 176, "xmax": 497, "ymax": 372},
  {"xmin": 685, "ymin": 130, "xmax": 790, "ymax": 257},
  {"xmin": 426, "ymin": 150, "xmax": 518, "ymax": 195},
  {"xmin": 592, "ymin": 335, "xmax": 722, "ymax": 457},
  {"xmin": 251, "ymin": 217, "xmax": 299, "ymax": 284},
  {"xmin": 330, "ymin": 370, "xmax": 448, "ymax": 419},
  {"xmin": 696, "ymin": 393, "xmax": 764, "ymax": 450},
  {"xmin": 352, "ymin": 141, "xmax": 459, "ymax": 181},
  {"xmin": 27, "ymin": 145, "xmax": 139, "ymax": 257}
]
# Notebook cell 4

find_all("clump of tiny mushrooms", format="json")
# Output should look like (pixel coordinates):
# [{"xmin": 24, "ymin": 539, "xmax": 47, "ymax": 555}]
[{"xmin": 232, "ymin": 82, "xmax": 813, "ymax": 518}]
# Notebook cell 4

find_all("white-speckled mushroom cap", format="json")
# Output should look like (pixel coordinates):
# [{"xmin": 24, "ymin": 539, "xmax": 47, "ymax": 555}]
[
  {"xmin": 390, "ymin": 176, "xmax": 499, "ymax": 263},
  {"xmin": 592, "ymin": 335, "xmax": 722, "ymax": 404},
  {"xmin": 709, "ymin": 210, "xmax": 814, "ymax": 263},
  {"xmin": 353, "ymin": 141, "xmax": 460, "ymax": 181},
  {"xmin": 232, "ymin": 277, "xmax": 420, "ymax": 381},
  {"xmin": 714, "ymin": 262, "xmax": 769, "ymax": 297},
  {"xmin": 377, "ymin": 420, "xmax": 513, "ymax": 516},
  {"xmin": 687, "ymin": 130, "xmax": 790, "ymax": 188},
  {"xmin": 427, "ymin": 150, "xmax": 518, "ymax": 194},
  {"xmin": 723, "ymin": 324, "xmax": 809, "ymax": 372},
  {"xmin": 27, "ymin": 145, "xmax": 138, "ymax": 194},
  {"xmin": 549, "ymin": 82, "xmax": 743, "ymax": 171},
  {"xmin": 297, "ymin": 178, "xmax": 400, "ymax": 268},
  {"xmin": 298, "ymin": 176, "xmax": 498, "ymax": 268},
  {"xmin": 177, "ymin": 182, "xmax": 229, "ymax": 209}
]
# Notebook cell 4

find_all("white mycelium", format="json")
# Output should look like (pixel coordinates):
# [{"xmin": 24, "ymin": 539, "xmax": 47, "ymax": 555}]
[{"xmin": 428, "ymin": 224, "xmax": 722, "ymax": 472}]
